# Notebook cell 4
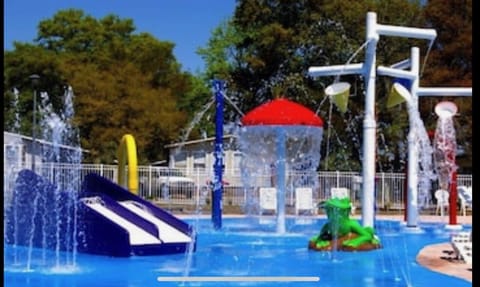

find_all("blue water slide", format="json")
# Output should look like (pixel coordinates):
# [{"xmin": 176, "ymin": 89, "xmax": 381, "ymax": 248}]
[
  {"xmin": 78, "ymin": 173, "xmax": 196, "ymax": 256},
  {"xmin": 5, "ymin": 169, "xmax": 195, "ymax": 257}
]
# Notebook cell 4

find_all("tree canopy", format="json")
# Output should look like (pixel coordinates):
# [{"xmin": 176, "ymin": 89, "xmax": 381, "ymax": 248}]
[
  {"xmin": 4, "ymin": 9, "xmax": 203, "ymax": 164},
  {"xmin": 4, "ymin": 1, "xmax": 471, "ymax": 173},
  {"xmin": 197, "ymin": 0, "xmax": 471, "ymax": 172}
]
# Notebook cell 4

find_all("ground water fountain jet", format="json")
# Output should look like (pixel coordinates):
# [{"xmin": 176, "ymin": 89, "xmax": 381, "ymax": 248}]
[
  {"xmin": 12, "ymin": 87, "xmax": 21, "ymax": 132},
  {"xmin": 5, "ymin": 85, "xmax": 196, "ymax": 268},
  {"xmin": 4, "ymin": 89, "xmax": 23, "ymax": 231},
  {"xmin": 4, "ymin": 86, "xmax": 82, "ymax": 272},
  {"xmin": 239, "ymin": 98, "xmax": 323, "ymax": 234}
]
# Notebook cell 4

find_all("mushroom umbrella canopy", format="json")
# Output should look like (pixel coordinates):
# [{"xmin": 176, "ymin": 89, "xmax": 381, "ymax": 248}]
[{"xmin": 239, "ymin": 98, "xmax": 324, "ymax": 233}]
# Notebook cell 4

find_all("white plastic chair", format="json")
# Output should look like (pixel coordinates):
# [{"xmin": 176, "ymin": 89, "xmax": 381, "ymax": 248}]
[
  {"xmin": 259, "ymin": 187, "xmax": 277, "ymax": 214},
  {"xmin": 434, "ymin": 189, "xmax": 449, "ymax": 216},
  {"xmin": 457, "ymin": 186, "xmax": 473, "ymax": 216},
  {"xmin": 330, "ymin": 187, "xmax": 350, "ymax": 199},
  {"xmin": 294, "ymin": 187, "xmax": 317, "ymax": 215},
  {"xmin": 330, "ymin": 187, "xmax": 355, "ymax": 215}
]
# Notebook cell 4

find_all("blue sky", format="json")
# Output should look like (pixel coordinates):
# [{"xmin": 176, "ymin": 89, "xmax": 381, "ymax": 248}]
[{"xmin": 4, "ymin": 0, "xmax": 236, "ymax": 72}]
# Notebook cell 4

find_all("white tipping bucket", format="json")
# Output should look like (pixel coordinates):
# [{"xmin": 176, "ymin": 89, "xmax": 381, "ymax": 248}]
[{"xmin": 435, "ymin": 101, "xmax": 458, "ymax": 118}]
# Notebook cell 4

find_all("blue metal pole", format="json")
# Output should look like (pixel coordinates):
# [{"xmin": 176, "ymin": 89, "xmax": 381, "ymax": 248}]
[{"xmin": 212, "ymin": 80, "xmax": 225, "ymax": 229}]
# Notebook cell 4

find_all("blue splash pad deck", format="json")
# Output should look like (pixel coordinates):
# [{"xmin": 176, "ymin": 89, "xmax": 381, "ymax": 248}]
[{"xmin": 4, "ymin": 217, "xmax": 471, "ymax": 287}]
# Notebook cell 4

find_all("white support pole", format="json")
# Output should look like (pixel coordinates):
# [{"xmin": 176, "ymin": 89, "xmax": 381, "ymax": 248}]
[
  {"xmin": 378, "ymin": 48, "xmax": 472, "ymax": 228},
  {"xmin": 376, "ymin": 24, "xmax": 437, "ymax": 41},
  {"xmin": 406, "ymin": 47, "xmax": 420, "ymax": 228},
  {"xmin": 417, "ymin": 88, "xmax": 472, "ymax": 97},
  {"xmin": 361, "ymin": 12, "xmax": 379, "ymax": 228},
  {"xmin": 390, "ymin": 59, "xmax": 411, "ymax": 70},
  {"xmin": 308, "ymin": 63, "xmax": 364, "ymax": 78},
  {"xmin": 308, "ymin": 11, "xmax": 449, "ymax": 229},
  {"xmin": 377, "ymin": 66, "xmax": 416, "ymax": 80}
]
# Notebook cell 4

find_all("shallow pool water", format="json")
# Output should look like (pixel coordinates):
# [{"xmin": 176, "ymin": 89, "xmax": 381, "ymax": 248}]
[{"xmin": 4, "ymin": 217, "xmax": 471, "ymax": 287}]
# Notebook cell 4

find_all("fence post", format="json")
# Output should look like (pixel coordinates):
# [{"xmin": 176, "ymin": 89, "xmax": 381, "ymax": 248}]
[
  {"xmin": 380, "ymin": 172, "xmax": 385, "ymax": 209},
  {"xmin": 148, "ymin": 165, "xmax": 152, "ymax": 198},
  {"xmin": 195, "ymin": 167, "xmax": 200, "ymax": 207}
]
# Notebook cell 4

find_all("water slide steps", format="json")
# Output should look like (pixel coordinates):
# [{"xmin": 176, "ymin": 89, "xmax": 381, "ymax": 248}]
[{"xmin": 81, "ymin": 197, "xmax": 191, "ymax": 245}]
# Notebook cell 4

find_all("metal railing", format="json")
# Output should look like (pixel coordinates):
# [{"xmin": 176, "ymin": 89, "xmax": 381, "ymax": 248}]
[{"xmin": 4, "ymin": 163, "xmax": 472, "ymax": 212}]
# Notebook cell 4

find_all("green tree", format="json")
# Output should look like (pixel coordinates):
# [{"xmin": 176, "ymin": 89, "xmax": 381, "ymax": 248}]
[
  {"xmin": 4, "ymin": 9, "xmax": 197, "ymax": 164},
  {"xmin": 196, "ymin": 19, "xmax": 245, "ymax": 135},
  {"xmin": 200, "ymin": 0, "xmax": 426, "ymax": 171},
  {"xmin": 4, "ymin": 43, "xmax": 65, "ymax": 137}
]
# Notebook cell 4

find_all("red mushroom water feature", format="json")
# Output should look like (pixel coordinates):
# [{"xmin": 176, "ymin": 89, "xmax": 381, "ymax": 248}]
[{"xmin": 239, "ymin": 98, "xmax": 323, "ymax": 233}]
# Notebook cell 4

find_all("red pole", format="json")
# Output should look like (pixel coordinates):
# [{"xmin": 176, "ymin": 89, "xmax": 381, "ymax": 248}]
[{"xmin": 449, "ymin": 171, "xmax": 458, "ymax": 225}]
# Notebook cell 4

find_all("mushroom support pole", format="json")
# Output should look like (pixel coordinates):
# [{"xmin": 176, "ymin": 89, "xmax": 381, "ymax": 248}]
[{"xmin": 275, "ymin": 127, "xmax": 287, "ymax": 234}]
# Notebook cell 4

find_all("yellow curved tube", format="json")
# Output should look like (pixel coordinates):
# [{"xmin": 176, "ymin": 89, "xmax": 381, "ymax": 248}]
[{"xmin": 117, "ymin": 134, "xmax": 139, "ymax": 194}]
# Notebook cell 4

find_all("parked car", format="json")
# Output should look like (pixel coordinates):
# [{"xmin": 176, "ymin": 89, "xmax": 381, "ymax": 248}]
[{"xmin": 139, "ymin": 167, "xmax": 196, "ymax": 199}]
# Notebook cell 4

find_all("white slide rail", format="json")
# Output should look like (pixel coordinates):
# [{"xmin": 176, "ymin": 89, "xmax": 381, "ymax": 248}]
[
  {"xmin": 82, "ymin": 197, "xmax": 161, "ymax": 245},
  {"xmin": 119, "ymin": 201, "xmax": 192, "ymax": 243}
]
